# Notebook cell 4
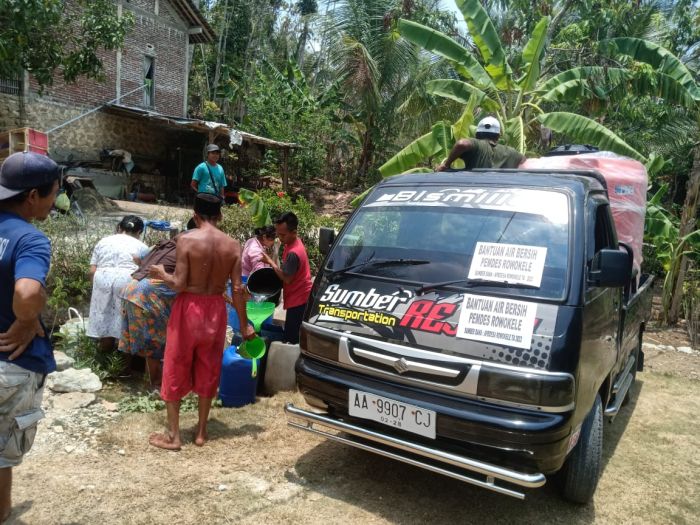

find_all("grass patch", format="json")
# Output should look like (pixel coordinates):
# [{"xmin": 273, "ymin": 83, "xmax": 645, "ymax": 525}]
[{"xmin": 119, "ymin": 392, "xmax": 223, "ymax": 413}]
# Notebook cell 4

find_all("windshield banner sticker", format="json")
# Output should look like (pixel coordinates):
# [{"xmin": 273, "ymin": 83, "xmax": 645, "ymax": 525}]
[
  {"xmin": 365, "ymin": 187, "xmax": 569, "ymax": 224},
  {"xmin": 456, "ymin": 294, "xmax": 537, "ymax": 349},
  {"xmin": 468, "ymin": 242, "xmax": 548, "ymax": 287}
]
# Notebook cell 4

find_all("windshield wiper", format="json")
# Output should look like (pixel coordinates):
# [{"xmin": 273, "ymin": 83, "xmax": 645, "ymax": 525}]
[
  {"xmin": 417, "ymin": 278, "xmax": 540, "ymax": 295},
  {"xmin": 327, "ymin": 258, "xmax": 430, "ymax": 277}
]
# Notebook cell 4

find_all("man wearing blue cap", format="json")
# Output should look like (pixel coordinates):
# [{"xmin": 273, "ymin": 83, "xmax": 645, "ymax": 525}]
[
  {"xmin": 0, "ymin": 151, "xmax": 60, "ymax": 522},
  {"xmin": 436, "ymin": 116, "xmax": 525, "ymax": 171}
]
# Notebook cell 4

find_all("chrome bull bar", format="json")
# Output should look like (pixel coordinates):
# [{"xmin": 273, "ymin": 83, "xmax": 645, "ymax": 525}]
[{"xmin": 285, "ymin": 403, "xmax": 546, "ymax": 500}]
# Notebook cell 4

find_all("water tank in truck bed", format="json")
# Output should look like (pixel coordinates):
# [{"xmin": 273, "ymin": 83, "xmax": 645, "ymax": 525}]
[{"xmin": 522, "ymin": 152, "xmax": 648, "ymax": 276}]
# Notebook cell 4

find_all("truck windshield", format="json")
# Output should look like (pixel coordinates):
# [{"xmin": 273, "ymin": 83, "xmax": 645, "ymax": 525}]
[{"xmin": 325, "ymin": 186, "xmax": 570, "ymax": 300}]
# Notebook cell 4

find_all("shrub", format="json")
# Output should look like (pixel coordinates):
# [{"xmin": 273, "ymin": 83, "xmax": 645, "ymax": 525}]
[
  {"xmin": 37, "ymin": 214, "xmax": 112, "ymax": 331},
  {"xmin": 54, "ymin": 326, "xmax": 126, "ymax": 380}
]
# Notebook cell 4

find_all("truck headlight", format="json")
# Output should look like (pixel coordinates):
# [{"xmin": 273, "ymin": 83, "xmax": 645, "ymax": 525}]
[
  {"xmin": 300, "ymin": 324, "xmax": 339, "ymax": 361},
  {"xmin": 476, "ymin": 368, "xmax": 575, "ymax": 410}
]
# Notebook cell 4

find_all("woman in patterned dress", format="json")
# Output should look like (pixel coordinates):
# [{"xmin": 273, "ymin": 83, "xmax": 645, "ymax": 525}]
[
  {"xmin": 87, "ymin": 216, "xmax": 148, "ymax": 351},
  {"xmin": 118, "ymin": 226, "xmax": 194, "ymax": 387}
]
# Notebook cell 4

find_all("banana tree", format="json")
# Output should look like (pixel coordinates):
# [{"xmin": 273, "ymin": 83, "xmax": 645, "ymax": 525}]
[
  {"xmin": 645, "ymin": 183, "xmax": 700, "ymax": 324},
  {"xmin": 379, "ymin": 0, "xmax": 700, "ymax": 177}
]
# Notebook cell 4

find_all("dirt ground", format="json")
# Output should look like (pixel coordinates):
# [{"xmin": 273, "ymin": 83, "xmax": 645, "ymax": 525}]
[{"xmin": 10, "ymin": 331, "xmax": 700, "ymax": 525}]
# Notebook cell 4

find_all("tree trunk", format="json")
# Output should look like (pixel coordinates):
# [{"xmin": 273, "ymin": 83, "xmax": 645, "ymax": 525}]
[
  {"xmin": 666, "ymin": 142, "xmax": 700, "ymax": 324},
  {"xmin": 296, "ymin": 19, "xmax": 310, "ymax": 68},
  {"xmin": 547, "ymin": 0, "xmax": 576, "ymax": 40},
  {"xmin": 356, "ymin": 120, "xmax": 374, "ymax": 187},
  {"xmin": 212, "ymin": 0, "xmax": 233, "ymax": 104}
]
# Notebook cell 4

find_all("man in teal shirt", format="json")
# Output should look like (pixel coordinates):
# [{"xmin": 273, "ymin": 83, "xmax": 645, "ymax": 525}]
[{"xmin": 191, "ymin": 144, "xmax": 226, "ymax": 199}]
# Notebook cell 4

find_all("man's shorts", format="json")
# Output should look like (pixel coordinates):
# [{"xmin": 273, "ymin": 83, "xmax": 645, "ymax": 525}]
[
  {"xmin": 161, "ymin": 292, "xmax": 227, "ymax": 402},
  {"xmin": 0, "ymin": 361, "xmax": 45, "ymax": 468}
]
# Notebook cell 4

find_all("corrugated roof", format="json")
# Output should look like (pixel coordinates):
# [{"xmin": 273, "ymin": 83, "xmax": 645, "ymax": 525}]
[
  {"xmin": 169, "ymin": 0, "xmax": 216, "ymax": 44},
  {"xmin": 103, "ymin": 104, "xmax": 299, "ymax": 149}
]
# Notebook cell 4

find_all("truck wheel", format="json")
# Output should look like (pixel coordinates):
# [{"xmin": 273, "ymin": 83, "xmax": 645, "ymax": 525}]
[{"xmin": 559, "ymin": 394, "xmax": 603, "ymax": 504}]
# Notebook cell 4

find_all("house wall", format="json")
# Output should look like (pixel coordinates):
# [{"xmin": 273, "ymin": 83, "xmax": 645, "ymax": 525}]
[{"xmin": 25, "ymin": 0, "xmax": 190, "ymax": 117}]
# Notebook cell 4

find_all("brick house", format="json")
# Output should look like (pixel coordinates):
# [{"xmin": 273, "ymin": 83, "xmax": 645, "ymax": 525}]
[{"xmin": 0, "ymin": 0, "xmax": 296, "ymax": 201}]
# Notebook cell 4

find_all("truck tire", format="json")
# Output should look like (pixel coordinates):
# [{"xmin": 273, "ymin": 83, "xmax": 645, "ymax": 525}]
[{"xmin": 559, "ymin": 394, "xmax": 603, "ymax": 504}]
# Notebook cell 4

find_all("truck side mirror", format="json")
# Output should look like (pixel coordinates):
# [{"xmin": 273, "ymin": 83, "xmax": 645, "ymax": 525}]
[
  {"xmin": 319, "ymin": 227, "xmax": 336, "ymax": 255},
  {"xmin": 589, "ymin": 248, "xmax": 630, "ymax": 288}
]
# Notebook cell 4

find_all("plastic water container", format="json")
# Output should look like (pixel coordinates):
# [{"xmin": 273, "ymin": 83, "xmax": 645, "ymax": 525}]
[
  {"xmin": 219, "ymin": 346, "xmax": 257, "ymax": 408},
  {"xmin": 261, "ymin": 319, "xmax": 284, "ymax": 343},
  {"xmin": 263, "ymin": 342, "xmax": 301, "ymax": 395},
  {"xmin": 227, "ymin": 304, "xmax": 241, "ymax": 331}
]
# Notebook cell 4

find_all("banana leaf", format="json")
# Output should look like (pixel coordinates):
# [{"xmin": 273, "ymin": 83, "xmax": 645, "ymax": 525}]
[
  {"xmin": 238, "ymin": 188, "xmax": 271, "ymax": 228},
  {"xmin": 451, "ymin": 95, "xmax": 478, "ymax": 140},
  {"xmin": 518, "ymin": 16, "xmax": 550, "ymax": 92},
  {"xmin": 379, "ymin": 131, "xmax": 442, "ymax": 178},
  {"xmin": 537, "ymin": 67, "xmax": 631, "ymax": 102},
  {"xmin": 398, "ymin": 19, "xmax": 493, "ymax": 89},
  {"xmin": 431, "ymin": 121, "xmax": 453, "ymax": 158},
  {"xmin": 455, "ymin": 0, "xmax": 512, "ymax": 89},
  {"xmin": 629, "ymin": 70, "xmax": 699, "ymax": 109},
  {"xmin": 505, "ymin": 116, "xmax": 525, "ymax": 154},
  {"xmin": 538, "ymin": 112, "xmax": 646, "ymax": 162},
  {"xmin": 601, "ymin": 37, "xmax": 700, "ymax": 101},
  {"xmin": 426, "ymin": 79, "xmax": 500, "ymax": 111}
]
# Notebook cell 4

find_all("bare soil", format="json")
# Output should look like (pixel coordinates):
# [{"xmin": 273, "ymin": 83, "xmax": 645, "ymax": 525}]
[{"xmin": 10, "ymin": 329, "xmax": 700, "ymax": 525}]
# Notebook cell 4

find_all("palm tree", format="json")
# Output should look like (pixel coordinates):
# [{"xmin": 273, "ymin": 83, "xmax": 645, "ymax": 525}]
[
  {"xmin": 324, "ymin": 0, "xmax": 460, "ymax": 184},
  {"xmin": 379, "ymin": 0, "xmax": 699, "ymax": 177}
]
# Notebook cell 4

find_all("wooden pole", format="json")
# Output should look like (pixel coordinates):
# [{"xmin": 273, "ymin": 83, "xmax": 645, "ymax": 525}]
[{"xmin": 282, "ymin": 148, "xmax": 289, "ymax": 192}]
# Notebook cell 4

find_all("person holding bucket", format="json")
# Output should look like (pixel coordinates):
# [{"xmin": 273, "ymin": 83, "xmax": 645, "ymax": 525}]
[
  {"xmin": 148, "ymin": 193, "xmax": 255, "ymax": 450},
  {"xmin": 260, "ymin": 212, "xmax": 312, "ymax": 344},
  {"xmin": 241, "ymin": 225, "xmax": 277, "ymax": 283}
]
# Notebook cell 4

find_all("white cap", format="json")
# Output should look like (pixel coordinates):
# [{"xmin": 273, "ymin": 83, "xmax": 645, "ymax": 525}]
[{"xmin": 476, "ymin": 116, "xmax": 501, "ymax": 135}]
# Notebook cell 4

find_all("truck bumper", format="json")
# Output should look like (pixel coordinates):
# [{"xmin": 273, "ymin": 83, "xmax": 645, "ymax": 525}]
[
  {"xmin": 286, "ymin": 403, "xmax": 545, "ymax": 499},
  {"xmin": 292, "ymin": 356, "xmax": 575, "ymax": 497}
]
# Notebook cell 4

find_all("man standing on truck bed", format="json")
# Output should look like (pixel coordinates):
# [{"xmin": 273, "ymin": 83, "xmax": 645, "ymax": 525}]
[
  {"xmin": 148, "ymin": 193, "xmax": 254, "ymax": 450},
  {"xmin": 191, "ymin": 144, "xmax": 226, "ymax": 199},
  {"xmin": 260, "ymin": 212, "xmax": 312, "ymax": 344},
  {"xmin": 0, "ymin": 152, "xmax": 60, "ymax": 522},
  {"xmin": 436, "ymin": 116, "xmax": 525, "ymax": 171}
]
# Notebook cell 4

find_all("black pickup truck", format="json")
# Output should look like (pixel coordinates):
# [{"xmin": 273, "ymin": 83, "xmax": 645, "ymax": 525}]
[{"xmin": 285, "ymin": 170, "xmax": 654, "ymax": 502}]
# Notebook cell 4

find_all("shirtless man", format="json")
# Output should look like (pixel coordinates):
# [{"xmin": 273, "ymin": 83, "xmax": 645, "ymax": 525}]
[{"xmin": 148, "ymin": 193, "xmax": 254, "ymax": 450}]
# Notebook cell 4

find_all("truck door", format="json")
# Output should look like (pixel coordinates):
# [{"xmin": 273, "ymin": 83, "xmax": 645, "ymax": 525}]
[{"xmin": 580, "ymin": 197, "xmax": 621, "ymax": 401}]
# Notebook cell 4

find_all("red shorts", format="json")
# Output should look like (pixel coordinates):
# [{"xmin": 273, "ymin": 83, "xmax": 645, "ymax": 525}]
[{"xmin": 161, "ymin": 292, "xmax": 227, "ymax": 401}]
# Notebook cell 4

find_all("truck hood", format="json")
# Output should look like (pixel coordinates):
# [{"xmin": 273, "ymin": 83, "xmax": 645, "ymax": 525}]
[{"xmin": 307, "ymin": 275, "xmax": 561, "ymax": 371}]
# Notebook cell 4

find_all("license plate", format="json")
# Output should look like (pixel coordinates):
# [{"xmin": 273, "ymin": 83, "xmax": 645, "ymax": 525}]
[{"xmin": 348, "ymin": 389, "xmax": 436, "ymax": 439}]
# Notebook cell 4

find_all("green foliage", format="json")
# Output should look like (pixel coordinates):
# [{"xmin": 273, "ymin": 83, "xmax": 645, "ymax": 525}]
[
  {"xmin": 644, "ymin": 183, "xmax": 700, "ymax": 323},
  {"xmin": 54, "ymin": 327, "xmax": 126, "ymax": 381},
  {"xmin": 242, "ymin": 63, "xmax": 341, "ymax": 183},
  {"xmin": 36, "ymin": 214, "xmax": 112, "ymax": 331},
  {"xmin": 0, "ymin": 0, "xmax": 133, "ymax": 88},
  {"xmin": 381, "ymin": 1, "xmax": 700, "ymax": 178},
  {"xmin": 219, "ymin": 204, "xmax": 257, "ymax": 244},
  {"xmin": 119, "ymin": 392, "xmax": 221, "ymax": 413}
]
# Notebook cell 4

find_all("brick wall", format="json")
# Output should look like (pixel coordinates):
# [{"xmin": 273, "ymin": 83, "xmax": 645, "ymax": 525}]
[
  {"xmin": 0, "ymin": 93, "xmax": 202, "ymax": 164},
  {"xmin": 27, "ymin": 0, "xmax": 189, "ymax": 117},
  {"xmin": 0, "ymin": 95, "xmax": 23, "ymax": 131}
]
